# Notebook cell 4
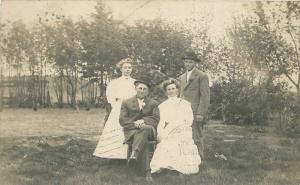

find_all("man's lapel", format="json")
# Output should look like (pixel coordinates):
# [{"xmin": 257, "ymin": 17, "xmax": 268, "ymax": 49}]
[
  {"xmin": 132, "ymin": 97, "xmax": 140, "ymax": 110},
  {"xmin": 141, "ymin": 97, "xmax": 150, "ymax": 114},
  {"xmin": 181, "ymin": 73, "xmax": 188, "ymax": 88},
  {"xmin": 179, "ymin": 75, "xmax": 186, "ymax": 97},
  {"xmin": 183, "ymin": 69, "xmax": 198, "ymax": 90}
]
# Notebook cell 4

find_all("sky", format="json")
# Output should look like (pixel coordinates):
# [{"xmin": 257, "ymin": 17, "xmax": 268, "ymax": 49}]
[
  {"xmin": 0, "ymin": 0, "xmax": 297, "ymax": 91},
  {"xmin": 0, "ymin": 0, "xmax": 253, "ymax": 39}
]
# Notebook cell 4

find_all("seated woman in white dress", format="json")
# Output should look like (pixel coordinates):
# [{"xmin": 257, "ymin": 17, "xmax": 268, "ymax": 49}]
[
  {"xmin": 93, "ymin": 58, "xmax": 136, "ymax": 159},
  {"xmin": 150, "ymin": 79, "xmax": 201, "ymax": 174}
]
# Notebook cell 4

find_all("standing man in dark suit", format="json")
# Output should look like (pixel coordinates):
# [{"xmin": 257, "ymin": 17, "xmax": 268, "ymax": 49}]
[
  {"xmin": 178, "ymin": 49, "xmax": 210, "ymax": 160},
  {"xmin": 119, "ymin": 77, "xmax": 159, "ymax": 182}
]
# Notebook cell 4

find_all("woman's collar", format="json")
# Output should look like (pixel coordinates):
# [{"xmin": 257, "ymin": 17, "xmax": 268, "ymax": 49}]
[
  {"xmin": 168, "ymin": 96, "xmax": 179, "ymax": 101},
  {"xmin": 121, "ymin": 75, "xmax": 131, "ymax": 80}
]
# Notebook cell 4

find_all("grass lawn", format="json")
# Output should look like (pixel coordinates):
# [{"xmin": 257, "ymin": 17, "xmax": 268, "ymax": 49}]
[{"xmin": 0, "ymin": 108, "xmax": 299, "ymax": 185}]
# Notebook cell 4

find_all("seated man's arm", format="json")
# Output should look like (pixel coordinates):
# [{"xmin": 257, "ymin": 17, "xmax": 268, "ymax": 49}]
[{"xmin": 119, "ymin": 101, "xmax": 138, "ymax": 130}]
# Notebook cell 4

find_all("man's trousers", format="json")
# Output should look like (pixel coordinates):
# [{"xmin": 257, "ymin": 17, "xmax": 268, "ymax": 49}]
[{"xmin": 131, "ymin": 125, "xmax": 156, "ymax": 174}]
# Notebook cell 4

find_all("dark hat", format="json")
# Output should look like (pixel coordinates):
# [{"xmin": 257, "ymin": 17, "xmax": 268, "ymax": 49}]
[
  {"xmin": 182, "ymin": 49, "xmax": 201, "ymax": 62},
  {"xmin": 134, "ymin": 75, "xmax": 152, "ymax": 88}
]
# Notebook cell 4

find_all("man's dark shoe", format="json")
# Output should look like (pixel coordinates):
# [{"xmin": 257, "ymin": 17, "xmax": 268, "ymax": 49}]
[{"xmin": 145, "ymin": 171, "xmax": 153, "ymax": 182}]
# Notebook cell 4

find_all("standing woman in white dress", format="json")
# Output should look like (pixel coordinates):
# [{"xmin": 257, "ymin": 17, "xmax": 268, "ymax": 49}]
[
  {"xmin": 94, "ymin": 58, "xmax": 136, "ymax": 159},
  {"xmin": 150, "ymin": 79, "xmax": 201, "ymax": 174}
]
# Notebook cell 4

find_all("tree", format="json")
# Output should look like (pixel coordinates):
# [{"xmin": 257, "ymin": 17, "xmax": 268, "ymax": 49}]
[
  {"xmin": 247, "ymin": 2, "xmax": 300, "ymax": 103},
  {"xmin": 2, "ymin": 21, "xmax": 34, "ymax": 106},
  {"xmin": 281, "ymin": 2, "xmax": 300, "ymax": 103},
  {"xmin": 0, "ymin": 23, "xmax": 6, "ymax": 110},
  {"xmin": 29, "ymin": 15, "xmax": 55, "ymax": 108},
  {"xmin": 211, "ymin": 2, "xmax": 299, "ymax": 125},
  {"xmin": 121, "ymin": 19, "xmax": 191, "ymax": 78},
  {"xmin": 45, "ymin": 15, "xmax": 82, "ymax": 108},
  {"xmin": 78, "ymin": 1, "xmax": 125, "ymax": 99}
]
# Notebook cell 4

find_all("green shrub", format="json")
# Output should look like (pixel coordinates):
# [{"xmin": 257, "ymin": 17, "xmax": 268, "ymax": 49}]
[{"xmin": 210, "ymin": 79, "xmax": 288, "ymax": 125}]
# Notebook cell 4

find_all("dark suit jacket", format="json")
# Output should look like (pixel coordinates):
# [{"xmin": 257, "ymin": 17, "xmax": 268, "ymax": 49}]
[
  {"xmin": 119, "ymin": 96, "xmax": 160, "ymax": 141},
  {"xmin": 178, "ymin": 68, "xmax": 210, "ymax": 119}
]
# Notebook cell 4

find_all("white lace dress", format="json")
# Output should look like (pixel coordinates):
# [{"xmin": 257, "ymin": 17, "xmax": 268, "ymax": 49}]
[
  {"xmin": 150, "ymin": 97, "xmax": 201, "ymax": 174},
  {"xmin": 93, "ymin": 76, "xmax": 136, "ymax": 159}
]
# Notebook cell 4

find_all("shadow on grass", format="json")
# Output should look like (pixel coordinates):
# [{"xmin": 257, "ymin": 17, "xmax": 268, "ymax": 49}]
[
  {"xmin": 1, "ymin": 136, "xmax": 130, "ymax": 185},
  {"xmin": 203, "ymin": 129, "xmax": 300, "ymax": 185},
  {"xmin": 1, "ymin": 127, "xmax": 299, "ymax": 185}
]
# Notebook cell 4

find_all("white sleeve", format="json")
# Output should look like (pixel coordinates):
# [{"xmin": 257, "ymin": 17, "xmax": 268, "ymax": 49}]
[
  {"xmin": 157, "ymin": 105, "xmax": 165, "ymax": 138},
  {"xmin": 106, "ymin": 80, "xmax": 116, "ymax": 105},
  {"xmin": 184, "ymin": 102, "xmax": 194, "ymax": 124}
]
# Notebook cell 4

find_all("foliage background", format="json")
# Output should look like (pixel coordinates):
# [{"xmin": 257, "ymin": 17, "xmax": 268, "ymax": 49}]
[{"xmin": 0, "ymin": 1, "xmax": 299, "ymax": 134}]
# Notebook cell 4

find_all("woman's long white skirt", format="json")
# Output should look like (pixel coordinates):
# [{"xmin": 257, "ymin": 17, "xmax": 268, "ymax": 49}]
[
  {"xmin": 150, "ymin": 124, "xmax": 201, "ymax": 174},
  {"xmin": 93, "ymin": 102, "xmax": 127, "ymax": 159}
]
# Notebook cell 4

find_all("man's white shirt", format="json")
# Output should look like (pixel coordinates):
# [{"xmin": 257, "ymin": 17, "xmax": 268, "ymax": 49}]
[{"xmin": 137, "ymin": 99, "xmax": 145, "ymax": 110}]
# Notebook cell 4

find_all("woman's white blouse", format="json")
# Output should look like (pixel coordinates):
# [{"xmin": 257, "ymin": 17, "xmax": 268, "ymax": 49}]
[
  {"xmin": 157, "ymin": 97, "xmax": 194, "ymax": 139},
  {"xmin": 106, "ymin": 76, "xmax": 136, "ymax": 107}
]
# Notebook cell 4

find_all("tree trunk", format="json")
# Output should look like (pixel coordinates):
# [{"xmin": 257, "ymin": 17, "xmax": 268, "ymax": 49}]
[
  {"xmin": 66, "ymin": 83, "xmax": 70, "ymax": 105},
  {"xmin": 66, "ymin": 69, "xmax": 70, "ymax": 105},
  {"xmin": 17, "ymin": 64, "xmax": 22, "ymax": 107},
  {"xmin": 40, "ymin": 59, "xmax": 43, "ymax": 105},
  {"xmin": 70, "ymin": 70, "xmax": 78, "ymax": 109},
  {"xmin": 297, "ymin": 83, "xmax": 300, "ymax": 120},
  {"xmin": 80, "ymin": 79, "xmax": 84, "ymax": 103},
  {"xmin": 0, "ymin": 68, "xmax": 3, "ymax": 111},
  {"xmin": 100, "ymin": 66, "xmax": 104, "ymax": 96},
  {"xmin": 33, "ymin": 73, "xmax": 38, "ymax": 111},
  {"xmin": 91, "ymin": 82, "xmax": 94, "ymax": 104},
  {"xmin": 43, "ymin": 60, "xmax": 47, "ymax": 107},
  {"xmin": 59, "ymin": 69, "xmax": 64, "ymax": 108},
  {"xmin": 46, "ymin": 89, "xmax": 51, "ymax": 107},
  {"xmin": 74, "ymin": 70, "xmax": 78, "ymax": 110},
  {"xmin": 298, "ymin": 72, "xmax": 300, "ymax": 106}
]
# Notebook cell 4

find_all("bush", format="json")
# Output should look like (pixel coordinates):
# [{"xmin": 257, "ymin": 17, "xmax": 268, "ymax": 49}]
[
  {"xmin": 210, "ymin": 79, "xmax": 287, "ymax": 125},
  {"xmin": 277, "ymin": 93, "xmax": 300, "ymax": 136}
]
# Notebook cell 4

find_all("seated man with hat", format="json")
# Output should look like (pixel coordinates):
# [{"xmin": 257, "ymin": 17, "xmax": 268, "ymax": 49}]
[{"xmin": 119, "ymin": 76, "xmax": 159, "ymax": 182}]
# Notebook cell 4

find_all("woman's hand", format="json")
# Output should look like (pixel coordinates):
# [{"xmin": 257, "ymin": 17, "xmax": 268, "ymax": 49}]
[
  {"xmin": 163, "ymin": 121, "xmax": 169, "ymax": 128},
  {"xmin": 156, "ymin": 135, "xmax": 162, "ymax": 143}
]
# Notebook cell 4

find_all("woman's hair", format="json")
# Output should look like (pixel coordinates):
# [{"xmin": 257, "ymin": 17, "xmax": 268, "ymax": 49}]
[
  {"xmin": 162, "ymin": 78, "xmax": 180, "ymax": 91},
  {"xmin": 116, "ymin": 58, "xmax": 133, "ymax": 70}
]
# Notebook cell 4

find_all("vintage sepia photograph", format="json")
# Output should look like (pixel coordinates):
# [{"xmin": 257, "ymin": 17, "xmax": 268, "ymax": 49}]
[{"xmin": 0, "ymin": 0, "xmax": 299, "ymax": 184}]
